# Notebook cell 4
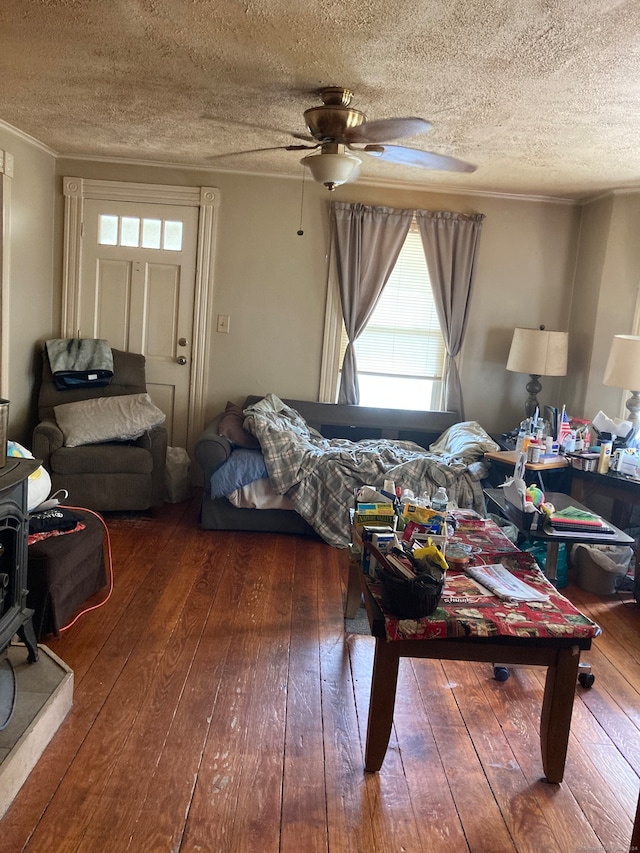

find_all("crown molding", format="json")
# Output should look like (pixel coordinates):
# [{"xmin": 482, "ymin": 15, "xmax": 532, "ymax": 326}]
[
  {"xmin": 0, "ymin": 120, "xmax": 57, "ymax": 156},
  {"xmin": 578, "ymin": 184, "xmax": 640, "ymax": 205},
  {"xmin": 61, "ymin": 152, "xmax": 582, "ymax": 205},
  {"xmin": 3, "ymin": 118, "xmax": 636, "ymax": 207}
]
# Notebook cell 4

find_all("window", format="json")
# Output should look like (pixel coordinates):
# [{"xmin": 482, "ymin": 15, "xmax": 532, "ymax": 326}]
[
  {"xmin": 334, "ymin": 220, "xmax": 445, "ymax": 410},
  {"xmin": 98, "ymin": 214, "xmax": 183, "ymax": 251}
]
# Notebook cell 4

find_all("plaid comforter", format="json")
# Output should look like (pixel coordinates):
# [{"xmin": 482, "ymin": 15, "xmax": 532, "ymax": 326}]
[{"xmin": 243, "ymin": 395, "xmax": 488, "ymax": 548}]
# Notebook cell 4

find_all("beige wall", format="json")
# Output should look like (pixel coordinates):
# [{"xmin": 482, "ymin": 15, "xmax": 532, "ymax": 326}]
[
  {"xmin": 0, "ymin": 124, "xmax": 56, "ymax": 445},
  {"xmin": 1, "ymin": 122, "xmax": 637, "ymax": 454},
  {"xmin": 578, "ymin": 192, "xmax": 640, "ymax": 425},
  {"xmin": 565, "ymin": 195, "xmax": 613, "ymax": 418},
  {"xmin": 55, "ymin": 156, "xmax": 587, "ymax": 435}
]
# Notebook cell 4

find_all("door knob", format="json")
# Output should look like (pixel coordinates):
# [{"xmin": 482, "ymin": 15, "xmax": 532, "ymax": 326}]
[
  {"xmin": 178, "ymin": 337, "xmax": 188, "ymax": 347},
  {"xmin": 177, "ymin": 356, "xmax": 187, "ymax": 365}
]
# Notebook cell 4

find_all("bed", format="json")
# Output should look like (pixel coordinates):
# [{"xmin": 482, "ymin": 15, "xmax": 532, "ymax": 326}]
[{"xmin": 194, "ymin": 394, "xmax": 499, "ymax": 547}]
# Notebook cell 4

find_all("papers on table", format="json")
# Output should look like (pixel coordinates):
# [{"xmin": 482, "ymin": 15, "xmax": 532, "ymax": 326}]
[
  {"xmin": 592, "ymin": 410, "xmax": 633, "ymax": 441},
  {"xmin": 465, "ymin": 563, "xmax": 550, "ymax": 602}
]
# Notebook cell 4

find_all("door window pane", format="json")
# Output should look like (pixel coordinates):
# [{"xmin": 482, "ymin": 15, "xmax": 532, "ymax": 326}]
[
  {"xmin": 98, "ymin": 215, "xmax": 118, "ymax": 246},
  {"xmin": 121, "ymin": 217, "xmax": 141, "ymax": 247},
  {"xmin": 163, "ymin": 221, "xmax": 183, "ymax": 251},
  {"xmin": 142, "ymin": 218, "xmax": 162, "ymax": 249}
]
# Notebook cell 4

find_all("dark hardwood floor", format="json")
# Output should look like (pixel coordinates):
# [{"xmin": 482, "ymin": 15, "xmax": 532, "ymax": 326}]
[{"xmin": 2, "ymin": 491, "xmax": 640, "ymax": 852}]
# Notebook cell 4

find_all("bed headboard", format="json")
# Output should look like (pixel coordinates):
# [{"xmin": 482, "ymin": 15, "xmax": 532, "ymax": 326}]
[{"xmin": 243, "ymin": 397, "xmax": 458, "ymax": 450}]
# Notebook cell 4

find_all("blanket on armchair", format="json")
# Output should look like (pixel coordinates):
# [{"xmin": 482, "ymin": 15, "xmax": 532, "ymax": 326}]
[{"xmin": 243, "ymin": 394, "xmax": 487, "ymax": 547}]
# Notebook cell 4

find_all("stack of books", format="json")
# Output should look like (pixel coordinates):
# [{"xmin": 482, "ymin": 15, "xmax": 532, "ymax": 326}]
[{"xmin": 548, "ymin": 506, "xmax": 614, "ymax": 534}]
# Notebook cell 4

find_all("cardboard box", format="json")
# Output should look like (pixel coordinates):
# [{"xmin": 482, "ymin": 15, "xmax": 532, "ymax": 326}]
[
  {"xmin": 356, "ymin": 524, "xmax": 395, "ymax": 575},
  {"xmin": 616, "ymin": 449, "xmax": 640, "ymax": 478},
  {"xmin": 568, "ymin": 452, "xmax": 600, "ymax": 472}
]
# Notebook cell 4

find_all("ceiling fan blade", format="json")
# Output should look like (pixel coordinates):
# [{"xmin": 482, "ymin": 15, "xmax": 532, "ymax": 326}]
[
  {"xmin": 345, "ymin": 117, "xmax": 431, "ymax": 144},
  {"xmin": 207, "ymin": 143, "xmax": 317, "ymax": 160},
  {"xmin": 364, "ymin": 144, "xmax": 476, "ymax": 173}
]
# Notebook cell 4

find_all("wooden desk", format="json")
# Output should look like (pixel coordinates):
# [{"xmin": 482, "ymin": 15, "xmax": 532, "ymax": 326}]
[
  {"xmin": 484, "ymin": 450, "xmax": 571, "ymax": 491},
  {"xmin": 358, "ymin": 571, "xmax": 592, "ymax": 783},
  {"xmin": 484, "ymin": 489, "xmax": 634, "ymax": 583},
  {"xmin": 570, "ymin": 467, "xmax": 640, "ymax": 530}
]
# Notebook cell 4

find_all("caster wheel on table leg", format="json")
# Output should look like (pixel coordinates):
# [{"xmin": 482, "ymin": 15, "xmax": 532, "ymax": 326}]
[
  {"xmin": 578, "ymin": 672, "xmax": 595, "ymax": 688},
  {"xmin": 494, "ymin": 666, "xmax": 510, "ymax": 682}
]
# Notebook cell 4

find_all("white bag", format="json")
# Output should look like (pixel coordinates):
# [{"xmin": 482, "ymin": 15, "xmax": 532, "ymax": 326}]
[
  {"xmin": 7, "ymin": 440, "xmax": 52, "ymax": 512},
  {"xmin": 165, "ymin": 446, "xmax": 192, "ymax": 503}
]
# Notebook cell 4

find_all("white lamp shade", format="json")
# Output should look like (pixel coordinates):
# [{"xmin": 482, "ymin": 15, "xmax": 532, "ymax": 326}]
[
  {"xmin": 603, "ymin": 335, "xmax": 640, "ymax": 391},
  {"xmin": 300, "ymin": 151, "xmax": 361, "ymax": 189},
  {"xmin": 506, "ymin": 327, "xmax": 568, "ymax": 376}
]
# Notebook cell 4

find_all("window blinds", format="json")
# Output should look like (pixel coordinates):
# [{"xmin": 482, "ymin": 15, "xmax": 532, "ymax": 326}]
[{"xmin": 339, "ymin": 228, "xmax": 445, "ymax": 379}]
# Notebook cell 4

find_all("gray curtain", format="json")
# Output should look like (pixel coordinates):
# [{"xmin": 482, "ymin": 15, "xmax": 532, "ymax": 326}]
[
  {"xmin": 415, "ymin": 210, "xmax": 485, "ymax": 418},
  {"xmin": 332, "ymin": 202, "xmax": 413, "ymax": 404}
]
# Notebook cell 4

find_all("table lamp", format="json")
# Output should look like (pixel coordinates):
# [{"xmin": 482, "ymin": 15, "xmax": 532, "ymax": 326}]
[
  {"xmin": 603, "ymin": 334, "xmax": 640, "ymax": 430},
  {"xmin": 506, "ymin": 326, "xmax": 569, "ymax": 418}
]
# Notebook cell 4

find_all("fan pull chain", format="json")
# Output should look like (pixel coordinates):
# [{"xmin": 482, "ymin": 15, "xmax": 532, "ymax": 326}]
[{"xmin": 297, "ymin": 167, "xmax": 306, "ymax": 236}]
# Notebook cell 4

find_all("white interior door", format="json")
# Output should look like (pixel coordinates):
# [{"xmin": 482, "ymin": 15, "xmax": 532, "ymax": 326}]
[{"xmin": 79, "ymin": 199, "xmax": 199, "ymax": 447}]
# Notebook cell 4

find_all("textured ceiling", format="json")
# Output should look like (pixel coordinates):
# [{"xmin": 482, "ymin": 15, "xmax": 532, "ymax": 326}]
[{"xmin": 1, "ymin": 0, "xmax": 640, "ymax": 200}]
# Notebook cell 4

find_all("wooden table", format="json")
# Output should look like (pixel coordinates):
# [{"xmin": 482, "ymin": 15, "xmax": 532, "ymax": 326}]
[
  {"xmin": 484, "ymin": 488, "xmax": 634, "ymax": 583},
  {"xmin": 358, "ymin": 571, "xmax": 592, "ymax": 783},
  {"xmin": 484, "ymin": 449, "xmax": 571, "ymax": 491},
  {"xmin": 570, "ymin": 466, "xmax": 640, "ymax": 530}
]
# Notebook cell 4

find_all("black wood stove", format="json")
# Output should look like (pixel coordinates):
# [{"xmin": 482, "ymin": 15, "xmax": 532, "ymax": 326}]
[{"xmin": 0, "ymin": 457, "xmax": 39, "ymax": 663}]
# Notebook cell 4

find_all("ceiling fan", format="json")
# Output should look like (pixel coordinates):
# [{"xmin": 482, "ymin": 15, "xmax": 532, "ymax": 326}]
[{"xmin": 218, "ymin": 86, "xmax": 476, "ymax": 190}]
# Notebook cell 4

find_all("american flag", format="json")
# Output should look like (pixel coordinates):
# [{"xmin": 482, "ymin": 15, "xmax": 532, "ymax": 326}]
[{"xmin": 557, "ymin": 406, "xmax": 571, "ymax": 444}]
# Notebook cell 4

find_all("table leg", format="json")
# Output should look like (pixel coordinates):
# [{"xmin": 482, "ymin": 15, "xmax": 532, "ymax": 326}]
[
  {"xmin": 630, "ymin": 787, "xmax": 640, "ymax": 852},
  {"xmin": 544, "ymin": 541, "xmax": 560, "ymax": 583},
  {"xmin": 364, "ymin": 638, "xmax": 400, "ymax": 772},
  {"xmin": 539, "ymin": 644, "xmax": 581, "ymax": 783},
  {"xmin": 344, "ymin": 557, "xmax": 362, "ymax": 619}
]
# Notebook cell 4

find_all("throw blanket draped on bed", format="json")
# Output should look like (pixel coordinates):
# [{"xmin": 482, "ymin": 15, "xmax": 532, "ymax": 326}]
[{"xmin": 243, "ymin": 394, "xmax": 488, "ymax": 548}]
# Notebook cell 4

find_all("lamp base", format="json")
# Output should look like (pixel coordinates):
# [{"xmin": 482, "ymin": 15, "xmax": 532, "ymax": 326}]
[
  {"xmin": 524, "ymin": 374, "xmax": 542, "ymax": 419},
  {"xmin": 625, "ymin": 391, "xmax": 640, "ymax": 431}
]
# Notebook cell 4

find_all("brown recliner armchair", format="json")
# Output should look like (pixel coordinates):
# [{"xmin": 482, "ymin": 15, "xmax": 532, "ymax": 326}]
[{"xmin": 32, "ymin": 347, "xmax": 167, "ymax": 511}]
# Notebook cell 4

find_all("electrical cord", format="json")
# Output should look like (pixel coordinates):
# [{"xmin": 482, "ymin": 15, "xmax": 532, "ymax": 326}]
[{"xmin": 56, "ymin": 505, "xmax": 114, "ymax": 633}]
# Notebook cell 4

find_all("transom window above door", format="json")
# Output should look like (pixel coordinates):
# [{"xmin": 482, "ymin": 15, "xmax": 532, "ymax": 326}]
[{"xmin": 97, "ymin": 214, "xmax": 183, "ymax": 251}]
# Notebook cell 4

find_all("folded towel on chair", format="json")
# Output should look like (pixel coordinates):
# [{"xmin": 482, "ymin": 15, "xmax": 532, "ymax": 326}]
[{"xmin": 46, "ymin": 338, "xmax": 114, "ymax": 389}]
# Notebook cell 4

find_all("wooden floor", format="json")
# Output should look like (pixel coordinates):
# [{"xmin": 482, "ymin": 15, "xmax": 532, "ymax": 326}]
[{"xmin": 2, "ymin": 492, "xmax": 640, "ymax": 852}]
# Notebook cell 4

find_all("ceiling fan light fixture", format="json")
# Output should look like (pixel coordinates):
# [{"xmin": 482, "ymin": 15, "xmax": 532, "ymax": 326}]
[{"xmin": 300, "ymin": 150, "xmax": 362, "ymax": 191}]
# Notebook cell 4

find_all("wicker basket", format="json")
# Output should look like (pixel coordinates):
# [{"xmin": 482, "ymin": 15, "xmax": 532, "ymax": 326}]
[{"xmin": 378, "ymin": 569, "xmax": 443, "ymax": 619}]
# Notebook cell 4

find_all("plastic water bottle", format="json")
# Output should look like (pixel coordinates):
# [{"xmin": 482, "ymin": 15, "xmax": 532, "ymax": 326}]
[{"xmin": 431, "ymin": 487, "xmax": 448, "ymax": 512}]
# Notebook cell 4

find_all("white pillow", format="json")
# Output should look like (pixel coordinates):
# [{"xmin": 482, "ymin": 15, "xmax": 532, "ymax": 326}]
[
  {"xmin": 429, "ymin": 421, "xmax": 500, "ymax": 464},
  {"xmin": 54, "ymin": 393, "xmax": 166, "ymax": 447}
]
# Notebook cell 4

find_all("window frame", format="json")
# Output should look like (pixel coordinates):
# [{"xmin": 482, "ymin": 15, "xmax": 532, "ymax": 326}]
[{"xmin": 319, "ymin": 217, "xmax": 446, "ymax": 409}]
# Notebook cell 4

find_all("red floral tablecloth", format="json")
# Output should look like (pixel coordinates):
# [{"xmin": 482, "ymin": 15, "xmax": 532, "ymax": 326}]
[
  {"xmin": 448, "ymin": 509, "xmax": 520, "ymax": 554},
  {"xmin": 369, "ymin": 510, "xmax": 600, "ymax": 641}
]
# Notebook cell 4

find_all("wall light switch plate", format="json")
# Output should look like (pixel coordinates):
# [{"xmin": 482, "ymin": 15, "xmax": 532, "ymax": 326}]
[{"xmin": 217, "ymin": 314, "xmax": 230, "ymax": 334}]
